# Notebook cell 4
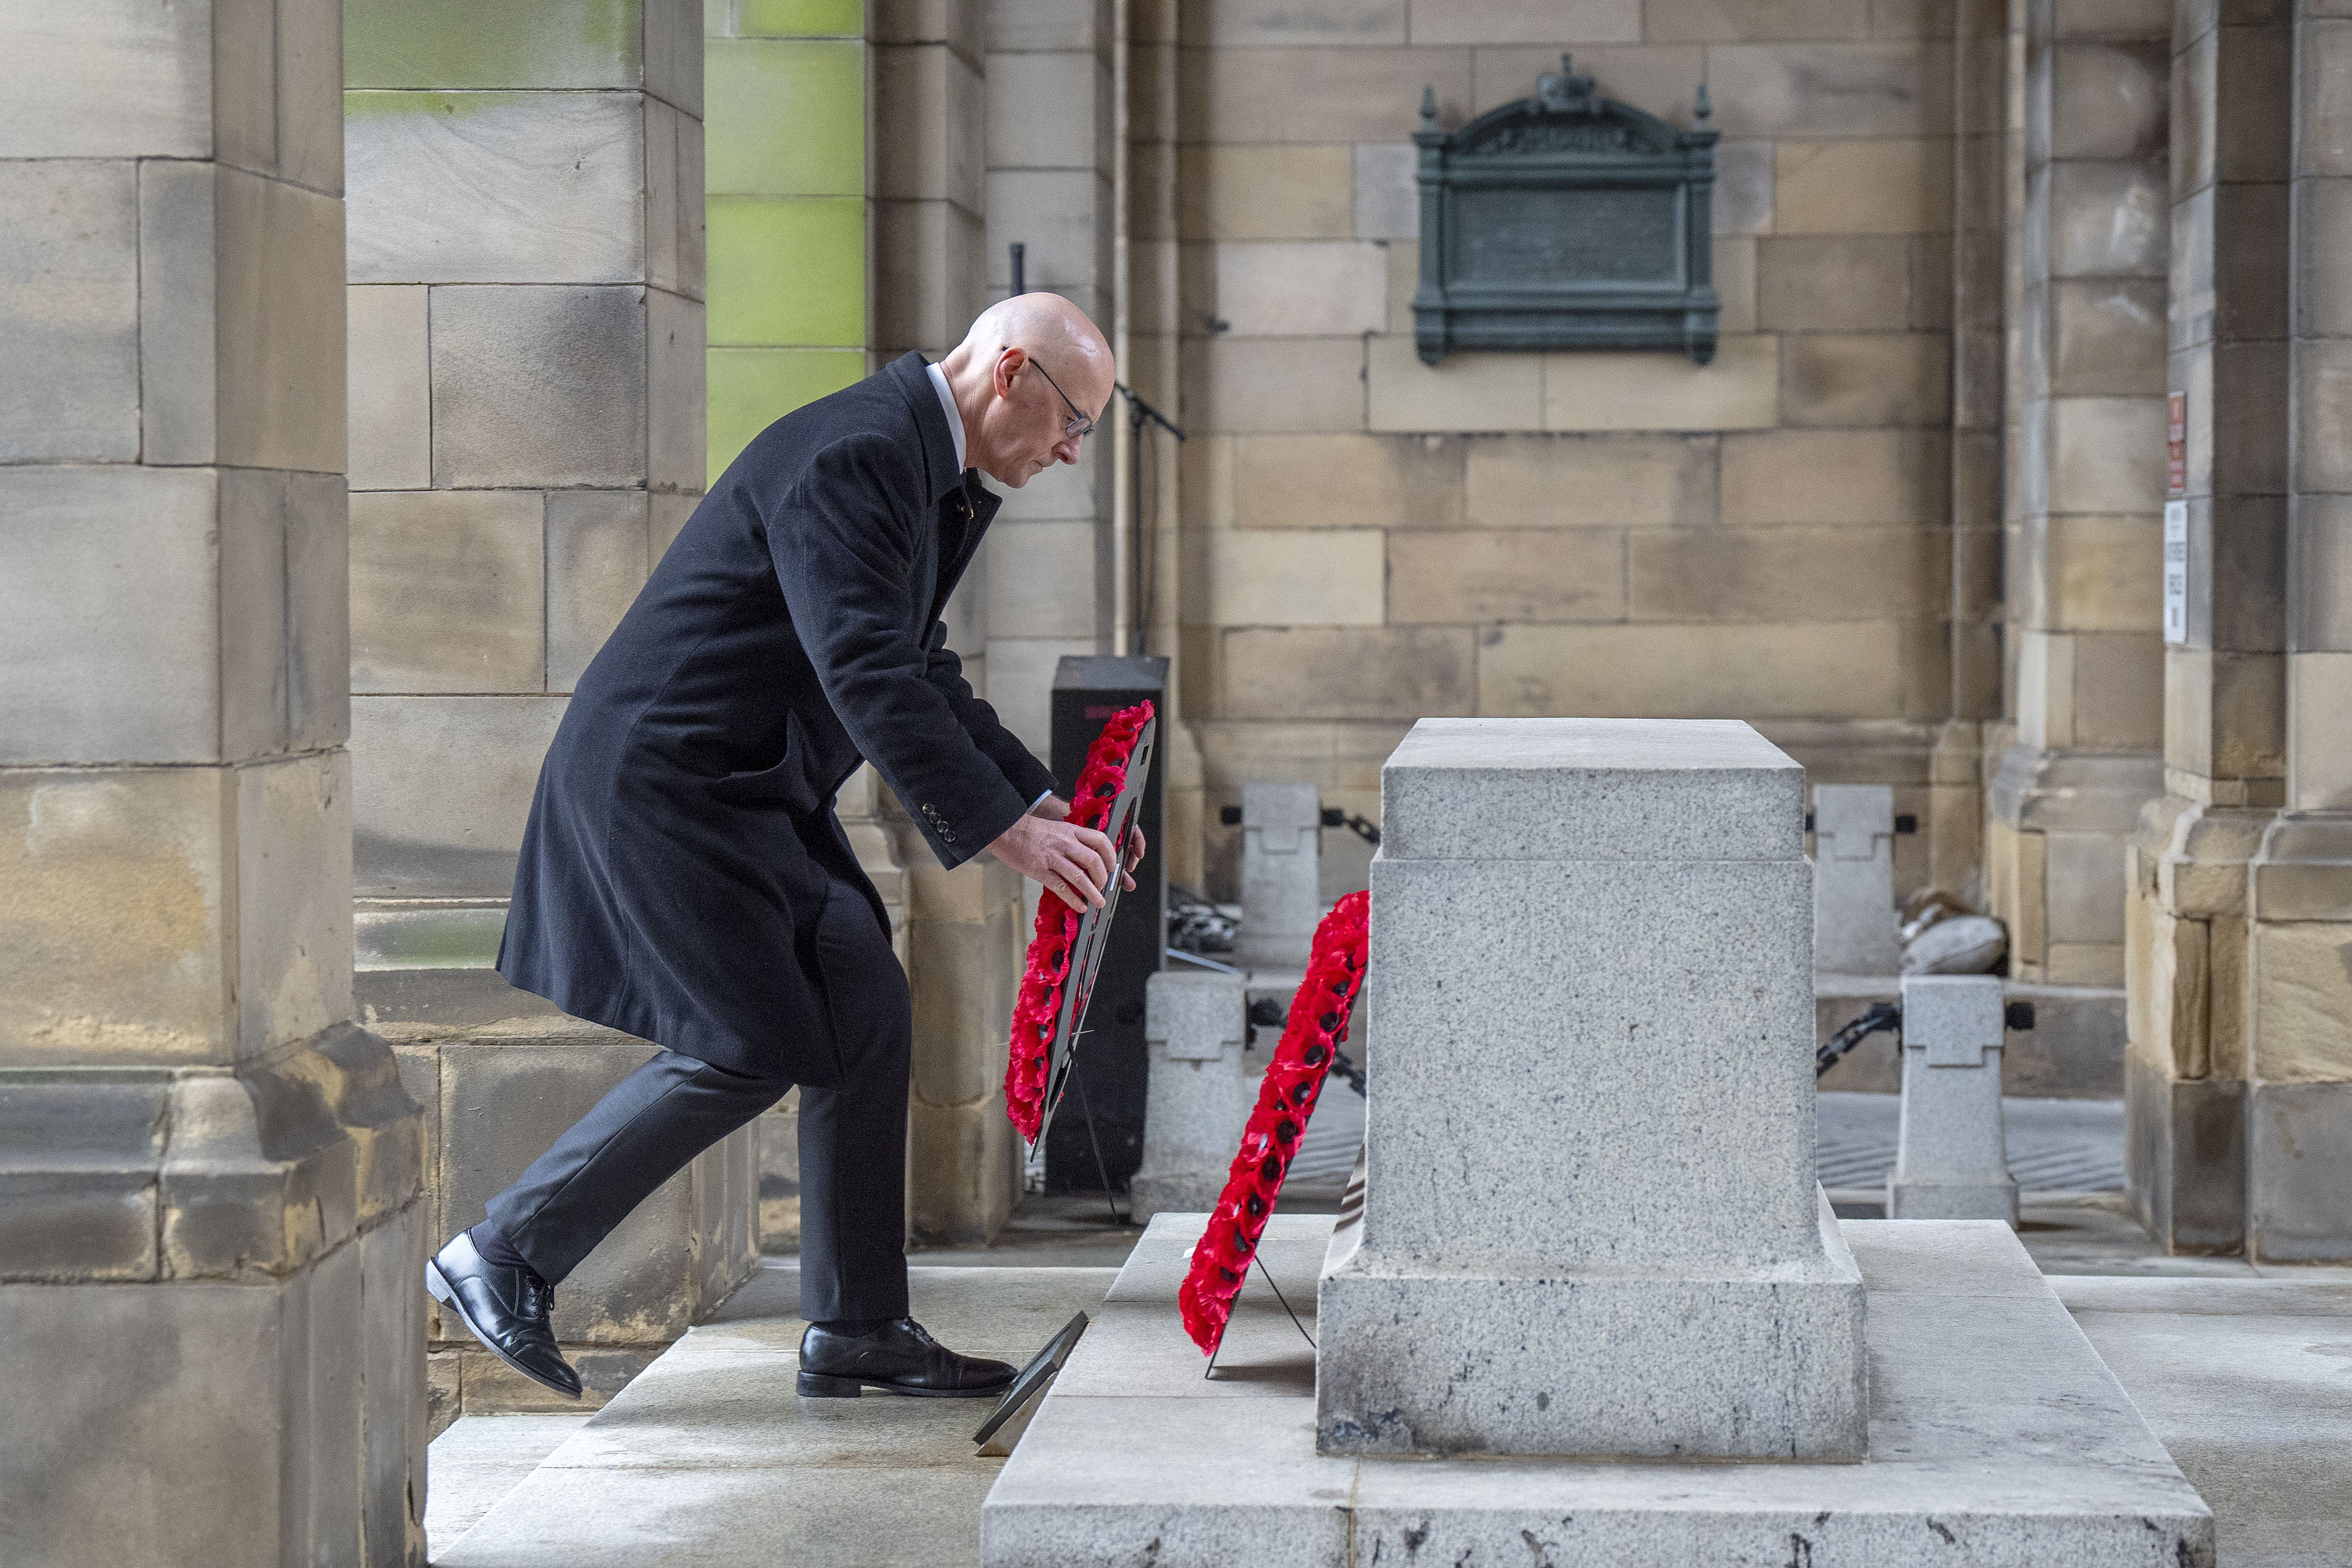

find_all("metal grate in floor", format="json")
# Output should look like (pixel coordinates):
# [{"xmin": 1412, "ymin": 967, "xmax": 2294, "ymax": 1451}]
[{"xmin": 1817, "ymin": 1091, "xmax": 2127, "ymax": 1196}]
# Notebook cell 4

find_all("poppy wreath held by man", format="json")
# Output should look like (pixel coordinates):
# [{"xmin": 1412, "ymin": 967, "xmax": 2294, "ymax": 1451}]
[
  {"xmin": 1178, "ymin": 890, "xmax": 1370, "ymax": 1356},
  {"xmin": 1002, "ymin": 700, "xmax": 1155, "ymax": 1142}
]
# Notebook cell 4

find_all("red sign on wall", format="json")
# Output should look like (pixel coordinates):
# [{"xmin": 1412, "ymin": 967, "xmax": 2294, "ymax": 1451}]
[{"xmin": 2167, "ymin": 391, "xmax": 2186, "ymax": 496}]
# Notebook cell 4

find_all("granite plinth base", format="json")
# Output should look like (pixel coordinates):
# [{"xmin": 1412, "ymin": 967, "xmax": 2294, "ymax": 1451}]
[
  {"xmin": 980, "ymin": 1215, "xmax": 2213, "ymax": 1568},
  {"xmin": 1317, "ymin": 1190, "xmax": 1867, "ymax": 1459}
]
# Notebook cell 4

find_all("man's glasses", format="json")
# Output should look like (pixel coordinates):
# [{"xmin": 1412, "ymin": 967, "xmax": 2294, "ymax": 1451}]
[{"xmin": 1026, "ymin": 357, "xmax": 1096, "ymax": 442}]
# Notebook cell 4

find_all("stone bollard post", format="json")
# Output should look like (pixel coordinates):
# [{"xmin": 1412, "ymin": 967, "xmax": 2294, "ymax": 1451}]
[
  {"xmin": 1887, "ymin": 976, "xmax": 2019, "ymax": 1224},
  {"xmin": 1317, "ymin": 719, "xmax": 1866, "ymax": 1460},
  {"xmin": 1130, "ymin": 971, "xmax": 1251, "ymax": 1224},
  {"xmin": 1234, "ymin": 783, "xmax": 1321, "ymax": 970},
  {"xmin": 1812, "ymin": 783, "xmax": 1900, "ymax": 973}
]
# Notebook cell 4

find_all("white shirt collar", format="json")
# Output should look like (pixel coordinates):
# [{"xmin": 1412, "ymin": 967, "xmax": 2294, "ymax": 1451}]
[{"xmin": 925, "ymin": 360, "xmax": 969, "ymax": 473}]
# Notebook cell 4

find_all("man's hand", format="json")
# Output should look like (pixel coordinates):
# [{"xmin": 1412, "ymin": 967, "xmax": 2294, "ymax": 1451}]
[
  {"xmin": 1035, "ymin": 794, "xmax": 1144, "ymax": 891},
  {"xmin": 996, "ymin": 795, "xmax": 1144, "ymax": 910}
]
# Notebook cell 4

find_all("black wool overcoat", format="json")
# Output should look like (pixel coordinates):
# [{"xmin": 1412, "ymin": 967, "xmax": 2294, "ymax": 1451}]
[{"xmin": 497, "ymin": 353, "xmax": 1056, "ymax": 1081}]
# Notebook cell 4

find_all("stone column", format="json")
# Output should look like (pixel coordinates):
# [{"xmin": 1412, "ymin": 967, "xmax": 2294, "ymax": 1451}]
[
  {"xmin": 1932, "ymin": 0, "xmax": 2012, "ymax": 904},
  {"xmin": 342, "ymin": 0, "xmax": 749, "ymax": 1416},
  {"xmin": 1812, "ymin": 783, "xmax": 1900, "ymax": 974},
  {"xmin": 1130, "ymin": 970, "xmax": 1251, "ymax": 1223},
  {"xmin": 867, "ymin": 0, "xmax": 1037, "ymax": 1246},
  {"xmin": 2238, "ymin": 0, "xmax": 2352, "ymax": 1261},
  {"xmin": 708, "ymin": 0, "xmax": 880, "ymax": 1258},
  {"xmin": 1887, "ymin": 976, "xmax": 2020, "ymax": 1222},
  {"xmin": 0, "ymin": 3, "xmax": 426, "ymax": 1562},
  {"xmin": 1989, "ymin": 0, "xmax": 2171, "ymax": 987},
  {"xmin": 1317, "ymin": 720, "xmax": 1865, "ymax": 1460},
  {"xmin": 1235, "ymin": 782, "xmax": 1320, "ymax": 970},
  {"xmin": 902, "ymin": 797, "xmax": 1030, "ymax": 1246},
  {"xmin": 983, "ymin": 0, "xmax": 1118, "ymax": 751},
  {"xmin": 2124, "ymin": 0, "xmax": 2292, "ymax": 1253}
]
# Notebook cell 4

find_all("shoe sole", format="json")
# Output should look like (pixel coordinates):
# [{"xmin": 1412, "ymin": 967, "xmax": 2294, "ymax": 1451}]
[
  {"xmin": 427, "ymin": 1260, "xmax": 583, "ymax": 1402},
  {"xmin": 797, "ymin": 1370, "xmax": 1015, "ymax": 1400}
]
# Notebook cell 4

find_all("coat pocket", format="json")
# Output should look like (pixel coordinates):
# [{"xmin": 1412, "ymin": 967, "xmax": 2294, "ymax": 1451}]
[{"xmin": 710, "ymin": 713, "xmax": 821, "ymax": 814}]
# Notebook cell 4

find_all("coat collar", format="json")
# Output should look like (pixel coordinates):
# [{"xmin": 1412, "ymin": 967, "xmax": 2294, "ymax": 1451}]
[{"xmin": 885, "ymin": 351, "xmax": 968, "ymax": 504}]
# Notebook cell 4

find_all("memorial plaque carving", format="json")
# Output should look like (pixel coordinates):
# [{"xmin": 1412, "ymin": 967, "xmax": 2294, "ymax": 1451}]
[{"xmin": 1413, "ymin": 56, "xmax": 1719, "ymax": 365}]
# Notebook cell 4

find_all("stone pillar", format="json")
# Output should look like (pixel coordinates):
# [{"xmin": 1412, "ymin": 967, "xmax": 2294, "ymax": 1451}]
[
  {"xmin": 719, "ymin": 0, "xmax": 890, "ymax": 1252},
  {"xmin": 1234, "ymin": 782, "xmax": 1320, "ymax": 969},
  {"xmin": 1812, "ymin": 783, "xmax": 1900, "ymax": 974},
  {"xmin": 0, "ymin": 2, "xmax": 427, "ymax": 1562},
  {"xmin": 2124, "ymin": 0, "xmax": 2292, "ymax": 1253},
  {"xmin": 1989, "ymin": 0, "xmax": 2171, "ymax": 987},
  {"xmin": 1130, "ymin": 970, "xmax": 1251, "ymax": 1224},
  {"xmin": 1888, "ymin": 976, "xmax": 2020, "ymax": 1222},
  {"xmin": 1934, "ymin": 0, "xmax": 2011, "ymax": 905},
  {"xmin": 342, "ymin": 0, "xmax": 749, "ymax": 1415},
  {"xmin": 2237, "ymin": 0, "xmax": 2352, "ymax": 1261},
  {"xmin": 902, "ymin": 797, "xmax": 1030, "ymax": 1246},
  {"xmin": 1317, "ymin": 719, "xmax": 1865, "ymax": 1460},
  {"xmin": 983, "ymin": 0, "xmax": 1118, "ymax": 751}
]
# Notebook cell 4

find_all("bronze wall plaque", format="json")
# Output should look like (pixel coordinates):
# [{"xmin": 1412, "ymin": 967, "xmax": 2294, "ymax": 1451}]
[{"xmin": 1414, "ymin": 57, "xmax": 1720, "ymax": 365}]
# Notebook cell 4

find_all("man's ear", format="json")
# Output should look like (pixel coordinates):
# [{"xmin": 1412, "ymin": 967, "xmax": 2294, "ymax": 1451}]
[{"xmin": 991, "ymin": 347, "xmax": 1025, "ymax": 398}]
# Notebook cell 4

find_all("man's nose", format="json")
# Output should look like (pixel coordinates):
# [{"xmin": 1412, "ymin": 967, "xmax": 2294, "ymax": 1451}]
[{"xmin": 1053, "ymin": 433, "xmax": 1084, "ymax": 464}]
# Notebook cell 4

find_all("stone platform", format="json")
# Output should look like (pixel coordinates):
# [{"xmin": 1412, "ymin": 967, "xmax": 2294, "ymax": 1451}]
[{"xmin": 980, "ymin": 1214, "xmax": 2213, "ymax": 1567}]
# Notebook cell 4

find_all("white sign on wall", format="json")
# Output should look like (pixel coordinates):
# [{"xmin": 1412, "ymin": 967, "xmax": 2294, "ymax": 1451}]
[{"xmin": 2163, "ymin": 500, "xmax": 2189, "ymax": 645}]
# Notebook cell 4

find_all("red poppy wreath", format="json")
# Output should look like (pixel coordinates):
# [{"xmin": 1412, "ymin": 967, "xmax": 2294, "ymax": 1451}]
[
  {"xmin": 1003, "ymin": 699, "xmax": 1155, "ymax": 1143},
  {"xmin": 1178, "ymin": 889, "xmax": 1370, "ymax": 1356}
]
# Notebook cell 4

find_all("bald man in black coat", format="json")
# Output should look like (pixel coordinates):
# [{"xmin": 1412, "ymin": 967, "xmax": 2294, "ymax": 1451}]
[{"xmin": 427, "ymin": 297, "xmax": 1133, "ymax": 1401}]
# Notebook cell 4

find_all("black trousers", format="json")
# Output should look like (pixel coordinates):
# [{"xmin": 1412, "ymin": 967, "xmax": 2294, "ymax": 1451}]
[{"xmin": 486, "ymin": 872, "xmax": 913, "ymax": 1324}]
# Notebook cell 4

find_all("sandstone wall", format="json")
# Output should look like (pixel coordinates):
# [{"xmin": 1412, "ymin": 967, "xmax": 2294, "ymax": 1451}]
[{"xmin": 1142, "ymin": 1, "xmax": 1989, "ymax": 905}]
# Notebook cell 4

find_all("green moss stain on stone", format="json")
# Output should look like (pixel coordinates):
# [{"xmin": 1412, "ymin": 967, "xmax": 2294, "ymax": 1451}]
[
  {"xmin": 710, "ymin": 349, "xmax": 867, "ymax": 480},
  {"xmin": 736, "ymin": 0, "xmax": 865, "ymax": 37},
  {"xmin": 342, "ymin": 90, "xmax": 507, "ymax": 122},
  {"xmin": 706, "ymin": 39, "xmax": 864, "ymax": 197},
  {"xmin": 703, "ymin": 23, "xmax": 868, "ymax": 479},
  {"xmin": 345, "ymin": 0, "xmax": 642, "ymax": 90},
  {"xmin": 708, "ymin": 197, "xmax": 866, "ymax": 347}
]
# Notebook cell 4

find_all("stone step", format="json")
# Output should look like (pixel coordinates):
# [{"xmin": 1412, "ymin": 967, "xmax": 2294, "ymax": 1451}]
[
  {"xmin": 982, "ymin": 1215, "xmax": 2216, "ymax": 1567},
  {"xmin": 430, "ymin": 1263, "xmax": 1115, "ymax": 1568},
  {"xmin": 415, "ymin": 1247, "xmax": 2352, "ymax": 1565}
]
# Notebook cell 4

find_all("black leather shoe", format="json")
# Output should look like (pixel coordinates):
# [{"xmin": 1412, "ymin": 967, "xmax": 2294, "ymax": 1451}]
[
  {"xmin": 426, "ymin": 1233, "xmax": 582, "ymax": 1400},
  {"xmin": 797, "ymin": 1317, "xmax": 1016, "ymax": 1399}
]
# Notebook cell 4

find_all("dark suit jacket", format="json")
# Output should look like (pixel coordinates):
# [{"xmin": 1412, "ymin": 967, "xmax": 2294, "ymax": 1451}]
[{"xmin": 497, "ymin": 353, "xmax": 1056, "ymax": 1080}]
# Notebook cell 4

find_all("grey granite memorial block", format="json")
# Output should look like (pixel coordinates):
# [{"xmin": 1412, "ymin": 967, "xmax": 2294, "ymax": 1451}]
[
  {"xmin": 1234, "ymin": 782, "xmax": 1321, "ymax": 971},
  {"xmin": 1888, "ymin": 976, "xmax": 2021, "ymax": 1224},
  {"xmin": 1317, "ymin": 719, "xmax": 1868, "ymax": 1460},
  {"xmin": 1812, "ymin": 782, "xmax": 1900, "ymax": 975},
  {"xmin": 1130, "ymin": 970, "xmax": 1251, "ymax": 1225}
]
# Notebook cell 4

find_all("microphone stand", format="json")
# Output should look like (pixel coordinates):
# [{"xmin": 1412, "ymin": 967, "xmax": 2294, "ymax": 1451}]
[{"xmin": 1115, "ymin": 383, "xmax": 1185, "ymax": 657}]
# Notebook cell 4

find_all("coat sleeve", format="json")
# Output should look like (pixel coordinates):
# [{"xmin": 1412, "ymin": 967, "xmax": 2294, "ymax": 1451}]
[
  {"xmin": 766, "ymin": 433, "xmax": 1033, "ymax": 868},
  {"xmin": 921, "ymin": 624, "xmax": 1059, "ymax": 807}
]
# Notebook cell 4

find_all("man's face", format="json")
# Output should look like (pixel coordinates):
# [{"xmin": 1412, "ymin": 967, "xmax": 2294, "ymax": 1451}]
[{"xmin": 983, "ymin": 348, "xmax": 1108, "ymax": 488}]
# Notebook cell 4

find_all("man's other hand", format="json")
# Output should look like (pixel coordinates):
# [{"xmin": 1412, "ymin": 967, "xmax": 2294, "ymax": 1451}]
[
  {"xmin": 999, "ymin": 795, "xmax": 1143, "ymax": 907},
  {"xmin": 990, "ymin": 809, "xmax": 1119, "ymax": 912}
]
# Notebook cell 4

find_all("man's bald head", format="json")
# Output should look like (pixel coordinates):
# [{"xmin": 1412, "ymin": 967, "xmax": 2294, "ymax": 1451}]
[
  {"xmin": 938, "ymin": 295, "xmax": 1116, "ymax": 488},
  {"xmin": 959, "ymin": 294, "xmax": 1112, "ymax": 381}
]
